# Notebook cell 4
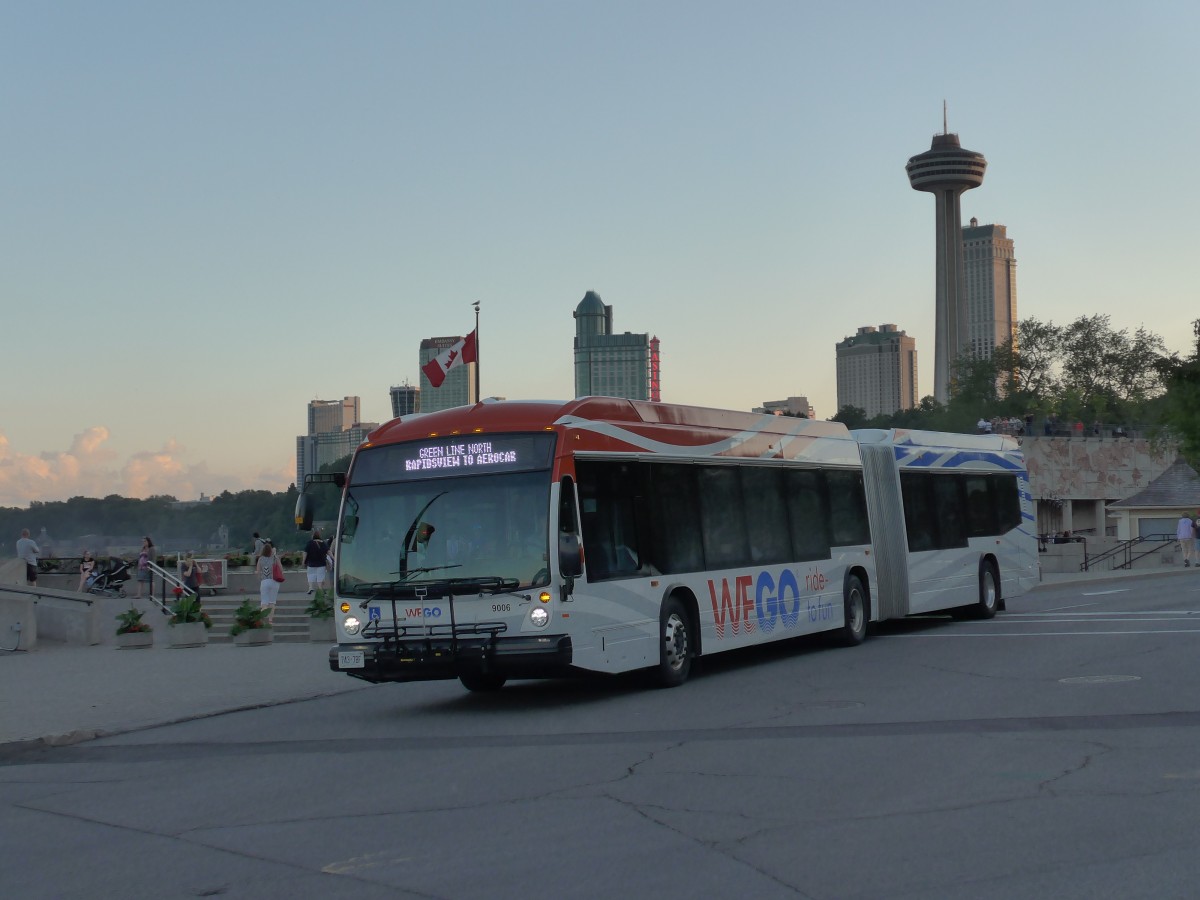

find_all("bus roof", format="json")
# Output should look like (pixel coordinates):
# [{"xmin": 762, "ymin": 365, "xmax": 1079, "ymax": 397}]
[
  {"xmin": 852, "ymin": 427, "xmax": 1020, "ymax": 452},
  {"xmin": 366, "ymin": 397, "xmax": 857, "ymax": 462}
]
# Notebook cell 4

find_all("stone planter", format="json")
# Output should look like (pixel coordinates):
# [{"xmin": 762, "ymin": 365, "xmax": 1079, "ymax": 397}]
[
  {"xmin": 233, "ymin": 628, "xmax": 273, "ymax": 647},
  {"xmin": 116, "ymin": 630, "xmax": 154, "ymax": 650},
  {"xmin": 308, "ymin": 617, "xmax": 335, "ymax": 643},
  {"xmin": 167, "ymin": 621, "xmax": 208, "ymax": 649}
]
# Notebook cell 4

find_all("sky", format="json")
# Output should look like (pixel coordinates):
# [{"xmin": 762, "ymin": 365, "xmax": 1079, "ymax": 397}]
[{"xmin": 3, "ymin": 1, "xmax": 1198, "ymax": 508}]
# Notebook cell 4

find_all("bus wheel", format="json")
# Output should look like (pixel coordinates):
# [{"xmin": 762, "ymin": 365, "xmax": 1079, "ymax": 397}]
[
  {"xmin": 974, "ymin": 561, "xmax": 1000, "ymax": 619},
  {"xmin": 657, "ymin": 596, "xmax": 693, "ymax": 688},
  {"xmin": 459, "ymin": 671, "xmax": 506, "ymax": 692},
  {"xmin": 837, "ymin": 575, "xmax": 868, "ymax": 646}
]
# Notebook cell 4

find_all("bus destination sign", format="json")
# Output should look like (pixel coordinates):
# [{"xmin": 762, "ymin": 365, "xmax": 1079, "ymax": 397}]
[
  {"xmin": 351, "ymin": 433, "xmax": 556, "ymax": 484},
  {"xmin": 406, "ymin": 440, "xmax": 516, "ymax": 472}
]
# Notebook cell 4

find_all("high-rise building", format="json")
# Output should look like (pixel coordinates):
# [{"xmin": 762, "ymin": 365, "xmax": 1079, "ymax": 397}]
[
  {"xmin": 835, "ymin": 325, "xmax": 918, "ymax": 419},
  {"xmin": 906, "ymin": 127, "xmax": 987, "ymax": 403},
  {"xmin": 389, "ymin": 383, "xmax": 421, "ymax": 419},
  {"xmin": 307, "ymin": 397, "xmax": 360, "ymax": 436},
  {"xmin": 573, "ymin": 291, "xmax": 657, "ymax": 401},
  {"xmin": 419, "ymin": 337, "xmax": 477, "ymax": 413},
  {"xmin": 297, "ymin": 396, "xmax": 367, "ymax": 485},
  {"xmin": 962, "ymin": 217, "xmax": 1017, "ymax": 360},
  {"xmin": 295, "ymin": 423, "xmax": 378, "ymax": 487}
]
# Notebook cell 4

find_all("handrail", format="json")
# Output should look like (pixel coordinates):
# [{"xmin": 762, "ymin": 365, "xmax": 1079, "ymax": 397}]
[
  {"xmin": 145, "ymin": 560, "xmax": 193, "ymax": 615},
  {"xmin": 1081, "ymin": 535, "xmax": 1175, "ymax": 571},
  {"xmin": 0, "ymin": 583, "xmax": 95, "ymax": 605}
]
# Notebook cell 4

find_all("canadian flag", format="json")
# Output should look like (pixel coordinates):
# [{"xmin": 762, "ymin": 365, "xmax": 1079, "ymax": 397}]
[{"xmin": 421, "ymin": 330, "xmax": 478, "ymax": 388}]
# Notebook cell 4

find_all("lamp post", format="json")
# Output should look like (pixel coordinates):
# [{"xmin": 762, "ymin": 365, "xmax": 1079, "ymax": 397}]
[{"xmin": 473, "ymin": 301, "xmax": 480, "ymax": 402}]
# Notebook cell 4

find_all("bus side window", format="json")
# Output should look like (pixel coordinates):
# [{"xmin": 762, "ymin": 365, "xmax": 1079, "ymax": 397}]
[
  {"xmin": 964, "ymin": 474, "xmax": 996, "ymax": 537},
  {"xmin": 994, "ymin": 474, "xmax": 1022, "ymax": 532},
  {"xmin": 785, "ymin": 468, "xmax": 831, "ymax": 562},
  {"xmin": 900, "ymin": 472, "xmax": 936, "ymax": 552},
  {"xmin": 931, "ymin": 475, "xmax": 968, "ymax": 549},
  {"xmin": 576, "ymin": 461, "xmax": 648, "ymax": 580},
  {"xmin": 650, "ymin": 464, "xmax": 704, "ymax": 575},
  {"xmin": 827, "ymin": 470, "xmax": 871, "ymax": 547}
]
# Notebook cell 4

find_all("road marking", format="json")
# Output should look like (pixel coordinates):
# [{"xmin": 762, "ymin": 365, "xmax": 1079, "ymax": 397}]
[
  {"xmin": 1082, "ymin": 589, "xmax": 1129, "ymax": 596},
  {"xmin": 1059, "ymin": 675, "xmax": 1140, "ymax": 684},
  {"xmin": 899, "ymin": 629, "xmax": 1200, "ymax": 636},
  {"xmin": 1011, "ymin": 611, "xmax": 1200, "ymax": 617},
  {"xmin": 1042, "ymin": 602, "xmax": 1098, "ymax": 612}
]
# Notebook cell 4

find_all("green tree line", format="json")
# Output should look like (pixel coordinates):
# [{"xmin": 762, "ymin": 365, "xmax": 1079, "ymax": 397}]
[
  {"xmin": 832, "ymin": 314, "xmax": 1200, "ymax": 457},
  {"xmin": 0, "ymin": 487, "xmax": 302, "ymax": 558}
]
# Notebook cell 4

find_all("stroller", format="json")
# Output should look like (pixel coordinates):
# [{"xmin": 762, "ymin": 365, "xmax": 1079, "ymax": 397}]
[{"xmin": 86, "ymin": 558, "xmax": 132, "ymax": 598}]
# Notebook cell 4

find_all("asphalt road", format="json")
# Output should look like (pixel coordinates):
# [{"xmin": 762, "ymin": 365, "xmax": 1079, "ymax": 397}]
[{"xmin": 4, "ymin": 573, "xmax": 1200, "ymax": 899}]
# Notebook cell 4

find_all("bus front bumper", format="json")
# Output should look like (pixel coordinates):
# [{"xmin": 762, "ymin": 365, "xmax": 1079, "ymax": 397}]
[{"xmin": 329, "ymin": 634, "xmax": 573, "ymax": 684}]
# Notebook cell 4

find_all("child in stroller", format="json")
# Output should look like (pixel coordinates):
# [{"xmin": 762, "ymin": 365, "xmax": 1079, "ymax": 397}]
[{"xmin": 87, "ymin": 558, "xmax": 133, "ymax": 598}]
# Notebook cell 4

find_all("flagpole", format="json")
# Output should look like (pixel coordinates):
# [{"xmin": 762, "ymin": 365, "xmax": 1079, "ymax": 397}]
[{"xmin": 473, "ymin": 301, "xmax": 481, "ymax": 402}]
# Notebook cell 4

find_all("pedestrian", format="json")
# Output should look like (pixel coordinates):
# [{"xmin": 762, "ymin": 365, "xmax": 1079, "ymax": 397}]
[
  {"xmin": 303, "ymin": 528, "xmax": 328, "ymax": 595},
  {"xmin": 16, "ymin": 528, "xmax": 40, "ymax": 586},
  {"xmin": 257, "ymin": 541, "xmax": 281, "ymax": 625},
  {"xmin": 135, "ymin": 536, "xmax": 154, "ymax": 599},
  {"xmin": 181, "ymin": 550, "xmax": 204, "ymax": 597},
  {"xmin": 1176, "ymin": 513, "xmax": 1194, "ymax": 567},
  {"xmin": 1193, "ymin": 513, "xmax": 1200, "ymax": 568},
  {"xmin": 252, "ymin": 532, "xmax": 266, "ymax": 560},
  {"xmin": 78, "ymin": 550, "xmax": 96, "ymax": 592}
]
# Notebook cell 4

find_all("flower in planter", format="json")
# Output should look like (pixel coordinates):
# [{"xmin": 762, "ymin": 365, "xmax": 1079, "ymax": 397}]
[
  {"xmin": 115, "ymin": 606, "xmax": 152, "ymax": 635},
  {"xmin": 304, "ymin": 587, "xmax": 334, "ymax": 619},
  {"xmin": 169, "ymin": 594, "xmax": 213, "ymax": 628},
  {"xmin": 230, "ymin": 598, "xmax": 271, "ymax": 636}
]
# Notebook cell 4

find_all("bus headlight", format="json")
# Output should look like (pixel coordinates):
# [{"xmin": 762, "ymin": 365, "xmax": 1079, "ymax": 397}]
[
  {"xmin": 343, "ymin": 616, "xmax": 362, "ymax": 635},
  {"xmin": 529, "ymin": 607, "xmax": 549, "ymax": 628}
]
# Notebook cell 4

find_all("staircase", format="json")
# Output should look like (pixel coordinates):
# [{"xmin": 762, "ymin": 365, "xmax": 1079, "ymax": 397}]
[{"xmin": 187, "ymin": 591, "xmax": 315, "ymax": 644}]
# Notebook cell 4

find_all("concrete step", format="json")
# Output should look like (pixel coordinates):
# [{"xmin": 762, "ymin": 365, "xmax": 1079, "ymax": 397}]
[{"xmin": 173, "ymin": 592, "xmax": 325, "ymax": 644}]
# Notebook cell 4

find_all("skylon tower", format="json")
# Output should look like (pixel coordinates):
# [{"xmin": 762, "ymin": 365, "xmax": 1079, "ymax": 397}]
[{"xmin": 906, "ymin": 122, "xmax": 986, "ymax": 403}]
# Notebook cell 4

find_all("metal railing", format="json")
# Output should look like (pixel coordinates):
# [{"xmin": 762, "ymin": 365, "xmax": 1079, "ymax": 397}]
[
  {"xmin": 1080, "ymin": 534, "xmax": 1175, "ymax": 571},
  {"xmin": 145, "ymin": 560, "xmax": 199, "ymax": 614}
]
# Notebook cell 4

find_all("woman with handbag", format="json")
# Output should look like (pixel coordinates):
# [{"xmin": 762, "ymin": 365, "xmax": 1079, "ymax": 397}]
[{"xmin": 257, "ymin": 541, "xmax": 283, "ymax": 625}]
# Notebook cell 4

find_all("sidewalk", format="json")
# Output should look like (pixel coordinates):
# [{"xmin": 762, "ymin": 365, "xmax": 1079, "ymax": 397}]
[
  {"xmin": 2, "ymin": 561, "xmax": 1191, "ymax": 749},
  {"xmin": 0, "ymin": 631, "xmax": 369, "ymax": 748}
]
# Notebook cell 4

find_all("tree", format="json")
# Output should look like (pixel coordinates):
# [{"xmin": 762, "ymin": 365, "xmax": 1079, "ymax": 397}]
[
  {"xmin": 830, "ymin": 406, "xmax": 869, "ymax": 430},
  {"xmin": 1155, "ymin": 320, "xmax": 1200, "ymax": 465},
  {"xmin": 994, "ymin": 317, "xmax": 1061, "ymax": 407}
]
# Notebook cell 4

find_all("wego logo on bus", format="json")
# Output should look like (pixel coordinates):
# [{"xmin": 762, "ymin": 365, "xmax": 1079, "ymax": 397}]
[{"xmin": 707, "ymin": 569, "xmax": 832, "ymax": 639}]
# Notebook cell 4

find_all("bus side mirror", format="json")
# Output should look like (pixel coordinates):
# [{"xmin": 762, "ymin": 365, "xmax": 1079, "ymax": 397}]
[
  {"xmin": 559, "ymin": 532, "xmax": 582, "ymax": 578},
  {"xmin": 294, "ymin": 493, "xmax": 314, "ymax": 531}
]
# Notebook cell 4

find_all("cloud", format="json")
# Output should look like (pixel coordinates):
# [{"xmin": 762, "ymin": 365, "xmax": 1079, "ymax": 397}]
[{"xmin": 0, "ymin": 428, "xmax": 291, "ymax": 507}]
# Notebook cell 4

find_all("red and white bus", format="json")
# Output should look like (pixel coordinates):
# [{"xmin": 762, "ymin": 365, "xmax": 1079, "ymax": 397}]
[{"xmin": 296, "ymin": 397, "xmax": 1038, "ymax": 691}]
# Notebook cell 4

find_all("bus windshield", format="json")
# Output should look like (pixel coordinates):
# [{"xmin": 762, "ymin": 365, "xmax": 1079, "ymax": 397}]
[{"xmin": 335, "ymin": 470, "xmax": 551, "ymax": 595}]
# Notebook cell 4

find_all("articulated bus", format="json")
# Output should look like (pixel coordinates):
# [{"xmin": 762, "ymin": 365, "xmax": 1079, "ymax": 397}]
[{"xmin": 295, "ymin": 397, "xmax": 1038, "ymax": 691}]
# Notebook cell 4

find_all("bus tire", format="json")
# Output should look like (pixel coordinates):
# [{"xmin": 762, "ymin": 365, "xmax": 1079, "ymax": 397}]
[
  {"xmin": 973, "ymin": 560, "xmax": 1000, "ymax": 620},
  {"xmin": 837, "ymin": 574, "xmax": 869, "ymax": 646},
  {"xmin": 459, "ymin": 671, "xmax": 506, "ymax": 692},
  {"xmin": 656, "ymin": 596, "xmax": 693, "ymax": 688}
]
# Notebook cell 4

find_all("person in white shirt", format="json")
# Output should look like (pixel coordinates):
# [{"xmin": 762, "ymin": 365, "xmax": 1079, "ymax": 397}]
[
  {"xmin": 16, "ymin": 529, "xmax": 40, "ymax": 586},
  {"xmin": 1176, "ymin": 515, "xmax": 1195, "ymax": 567}
]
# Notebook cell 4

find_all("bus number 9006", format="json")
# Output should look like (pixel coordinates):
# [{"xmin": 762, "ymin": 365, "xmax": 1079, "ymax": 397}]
[{"xmin": 492, "ymin": 603, "xmax": 512, "ymax": 613}]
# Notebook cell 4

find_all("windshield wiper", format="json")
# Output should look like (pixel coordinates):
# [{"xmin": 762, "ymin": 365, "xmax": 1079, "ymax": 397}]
[
  {"xmin": 392, "ymin": 564, "xmax": 462, "ymax": 578},
  {"xmin": 351, "ymin": 574, "xmax": 521, "ymax": 605}
]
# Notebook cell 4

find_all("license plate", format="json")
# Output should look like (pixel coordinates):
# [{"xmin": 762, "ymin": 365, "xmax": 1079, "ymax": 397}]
[{"xmin": 338, "ymin": 651, "xmax": 364, "ymax": 669}]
